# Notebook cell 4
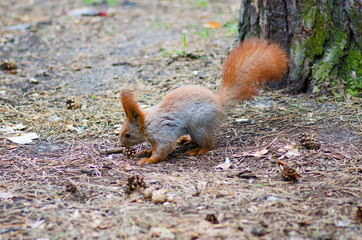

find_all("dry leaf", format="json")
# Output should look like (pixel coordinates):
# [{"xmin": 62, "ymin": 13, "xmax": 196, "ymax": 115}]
[
  {"xmin": 0, "ymin": 125, "xmax": 15, "ymax": 134},
  {"xmin": 7, "ymin": 132, "xmax": 39, "ymax": 144},
  {"xmin": 241, "ymin": 148, "xmax": 268, "ymax": 158},
  {"xmin": 285, "ymin": 148, "xmax": 300, "ymax": 158},
  {"xmin": 277, "ymin": 144, "xmax": 300, "ymax": 158},
  {"xmin": 276, "ymin": 160, "xmax": 287, "ymax": 165},
  {"xmin": 39, "ymin": 204, "xmax": 58, "ymax": 212},
  {"xmin": 6, "ymin": 145, "xmax": 18, "ymax": 150},
  {"xmin": 215, "ymin": 157, "xmax": 232, "ymax": 170},
  {"xmin": 65, "ymin": 124, "xmax": 81, "ymax": 133},
  {"xmin": 277, "ymin": 144, "xmax": 295, "ymax": 153},
  {"xmin": 0, "ymin": 191, "xmax": 15, "ymax": 199},
  {"xmin": 12, "ymin": 123, "xmax": 27, "ymax": 131},
  {"xmin": 202, "ymin": 21, "xmax": 222, "ymax": 29}
]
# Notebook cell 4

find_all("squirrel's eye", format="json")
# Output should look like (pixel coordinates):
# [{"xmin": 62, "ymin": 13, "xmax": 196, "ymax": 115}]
[{"xmin": 125, "ymin": 133, "xmax": 131, "ymax": 138}]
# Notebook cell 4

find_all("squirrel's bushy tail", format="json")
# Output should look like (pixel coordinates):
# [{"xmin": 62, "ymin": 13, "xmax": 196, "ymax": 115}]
[{"xmin": 218, "ymin": 38, "xmax": 288, "ymax": 106}]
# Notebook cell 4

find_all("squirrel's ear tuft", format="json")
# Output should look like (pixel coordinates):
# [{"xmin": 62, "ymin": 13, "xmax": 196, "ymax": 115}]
[{"xmin": 120, "ymin": 89, "xmax": 145, "ymax": 125}]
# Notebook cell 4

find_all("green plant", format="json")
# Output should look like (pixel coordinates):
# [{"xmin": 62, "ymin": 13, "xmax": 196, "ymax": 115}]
[
  {"xmin": 151, "ymin": 19, "xmax": 168, "ymax": 30},
  {"xmin": 183, "ymin": 32, "xmax": 187, "ymax": 54},
  {"xmin": 223, "ymin": 15, "xmax": 238, "ymax": 35},
  {"xmin": 84, "ymin": 0, "xmax": 117, "ymax": 5},
  {"xmin": 195, "ymin": 0, "xmax": 207, "ymax": 8}
]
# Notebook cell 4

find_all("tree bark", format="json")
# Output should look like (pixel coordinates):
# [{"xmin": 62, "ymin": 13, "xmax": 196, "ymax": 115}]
[{"xmin": 237, "ymin": 0, "xmax": 361, "ymax": 96}]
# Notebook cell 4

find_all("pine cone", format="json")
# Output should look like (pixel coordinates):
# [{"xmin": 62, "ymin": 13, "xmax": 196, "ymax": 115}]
[
  {"xmin": 282, "ymin": 166, "xmax": 301, "ymax": 181},
  {"xmin": 357, "ymin": 204, "xmax": 362, "ymax": 223},
  {"xmin": 124, "ymin": 175, "xmax": 147, "ymax": 194},
  {"xmin": 124, "ymin": 148, "xmax": 137, "ymax": 158},
  {"xmin": 205, "ymin": 214, "xmax": 219, "ymax": 224},
  {"xmin": 300, "ymin": 132, "xmax": 321, "ymax": 150},
  {"xmin": 66, "ymin": 98, "xmax": 82, "ymax": 110},
  {"xmin": 65, "ymin": 182, "xmax": 77, "ymax": 193},
  {"xmin": 0, "ymin": 60, "xmax": 17, "ymax": 70}
]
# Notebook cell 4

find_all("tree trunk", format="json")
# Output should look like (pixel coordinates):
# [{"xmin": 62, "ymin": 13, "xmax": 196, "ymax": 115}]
[{"xmin": 237, "ymin": 0, "xmax": 361, "ymax": 96}]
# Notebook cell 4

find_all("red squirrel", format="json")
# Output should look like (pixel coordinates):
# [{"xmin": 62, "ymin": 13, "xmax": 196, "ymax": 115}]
[{"xmin": 119, "ymin": 38, "xmax": 288, "ymax": 165}]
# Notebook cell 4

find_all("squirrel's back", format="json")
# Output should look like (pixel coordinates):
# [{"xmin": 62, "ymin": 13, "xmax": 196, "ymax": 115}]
[
  {"xmin": 218, "ymin": 38, "xmax": 288, "ymax": 105},
  {"xmin": 146, "ymin": 85, "xmax": 225, "ymax": 138}
]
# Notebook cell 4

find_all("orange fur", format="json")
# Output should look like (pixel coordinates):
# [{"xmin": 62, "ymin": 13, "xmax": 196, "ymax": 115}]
[
  {"xmin": 120, "ymin": 90, "xmax": 145, "ymax": 132},
  {"xmin": 218, "ymin": 38, "xmax": 288, "ymax": 104}
]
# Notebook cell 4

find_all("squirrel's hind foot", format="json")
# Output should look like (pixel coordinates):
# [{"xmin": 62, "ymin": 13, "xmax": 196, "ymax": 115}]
[
  {"xmin": 177, "ymin": 135, "xmax": 193, "ymax": 145},
  {"xmin": 187, "ymin": 146, "xmax": 212, "ymax": 156},
  {"xmin": 138, "ymin": 157, "xmax": 160, "ymax": 165}
]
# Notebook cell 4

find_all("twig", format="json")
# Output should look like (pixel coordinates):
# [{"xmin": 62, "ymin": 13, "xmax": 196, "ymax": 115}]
[
  {"xmin": 100, "ymin": 147, "xmax": 124, "ymax": 155},
  {"xmin": 265, "ymin": 137, "xmax": 278, "ymax": 149}
]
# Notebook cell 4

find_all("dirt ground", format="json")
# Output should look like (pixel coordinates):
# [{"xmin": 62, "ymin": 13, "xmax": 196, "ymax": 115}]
[{"xmin": 1, "ymin": 0, "xmax": 361, "ymax": 239}]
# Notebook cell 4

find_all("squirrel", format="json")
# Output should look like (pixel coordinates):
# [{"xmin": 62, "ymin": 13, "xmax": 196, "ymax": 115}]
[{"xmin": 119, "ymin": 38, "xmax": 288, "ymax": 165}]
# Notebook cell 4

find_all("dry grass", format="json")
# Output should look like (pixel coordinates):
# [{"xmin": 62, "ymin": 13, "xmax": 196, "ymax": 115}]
[{"xmin": 1, "ymin": 0, "xmax": 361, "ymax": 239}]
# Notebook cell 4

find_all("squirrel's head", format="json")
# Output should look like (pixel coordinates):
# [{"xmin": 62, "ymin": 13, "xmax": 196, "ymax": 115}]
[
  {"xmin": 119, "ymin": 89, "xmax": 146, "ymax": 147},
  {"xmin": 119, "ymin": 119, "xmax": 146, "ymax": 147}
]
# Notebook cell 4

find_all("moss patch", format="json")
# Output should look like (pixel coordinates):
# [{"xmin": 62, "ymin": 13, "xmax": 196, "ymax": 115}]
[
  {"xmin": 302, "ymin": 2, "xmax": 331, "ymax": 62},
  {"xmin": 340, "ymin": 41, "xmax": 362, "ymax": 96},
  {"xmin": 312, "ymin": 29, "xmax": 348, "ymax": 88}
]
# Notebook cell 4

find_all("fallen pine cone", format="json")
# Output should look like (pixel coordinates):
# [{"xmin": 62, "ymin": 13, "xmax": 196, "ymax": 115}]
[
  {"xmin": 66, "ymin": 98, "xmax": 82, "ymax": 110},
  {"xmin": 124, "ymin": 175, "xmax": 147, "ymax": 194},
  {"xmin": 282, "ymin": 166, "xmax": 301, "ymax": 181},
  {"xmin": 0, "ymin": 60, "xmax": 17, "ymax": 71},
  {"xmin": 205, "ymin": 214, "xmax": 219, "ymax": 224},
  {"xmin": 300, "ymin": 132, "xmax": 321, "ymax": 150},
  {"xmin": 357, "ymin": 204, "xmax": 362, "ymax": 223},
  {"xmin": 65, "ymin": 182, "xmax": 77, "ymax": 193},
  {"xmin": 124, "ymin": 148, "xmax": 137, "ymax": 158}
]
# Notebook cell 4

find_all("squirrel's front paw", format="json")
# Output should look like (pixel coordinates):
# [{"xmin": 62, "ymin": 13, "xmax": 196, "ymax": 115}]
[
  {"xmin": 137, "ymin": 149, "xmax": 152, "ymax": 157},
  {"xmin": 138, "ymin": 157, "xmax": 160, "ymax": 165}
]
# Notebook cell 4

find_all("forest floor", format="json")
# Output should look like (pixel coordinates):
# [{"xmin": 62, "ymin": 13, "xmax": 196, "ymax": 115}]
[{"xmin": 1, "ymin": 0, "xmax": 361, "ymax": 239}]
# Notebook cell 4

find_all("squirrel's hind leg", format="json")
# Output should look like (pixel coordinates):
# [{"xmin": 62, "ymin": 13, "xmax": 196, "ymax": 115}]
[
  {"xmin": 187, "ymin": 145, "xmax": 213, "ymax": 156},
  {"xmin": 138, "ymin": 140, "xmax": 177, "ymax": 165}
]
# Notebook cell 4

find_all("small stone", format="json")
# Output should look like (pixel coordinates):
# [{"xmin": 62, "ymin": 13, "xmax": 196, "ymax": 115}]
[
  {"xmin": 251, "ymin": 226, "xmax": 268, "ymax": 236},
  {"xmin": 143, "ymin": 187, "xmax": 153, "ymax": 200},
  {"xmin": 235, "ymin": 118, "xmax": 249, "ymax": 123},
  {"xmin": 152, "ymin": 189, "xmax": 167, "ymax": 204},
  {"xmin": 166, "ymin": 196, "xmax": 174, "ymax": 202},
  {"xmin": 28, "ymin": 77, "xmax": 39, "ymax": 84}
]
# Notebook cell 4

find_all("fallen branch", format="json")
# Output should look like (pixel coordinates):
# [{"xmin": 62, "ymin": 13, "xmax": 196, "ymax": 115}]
[{"xmin": 100, "ymin": 147, "xmax": 124, "ymax": 155}]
